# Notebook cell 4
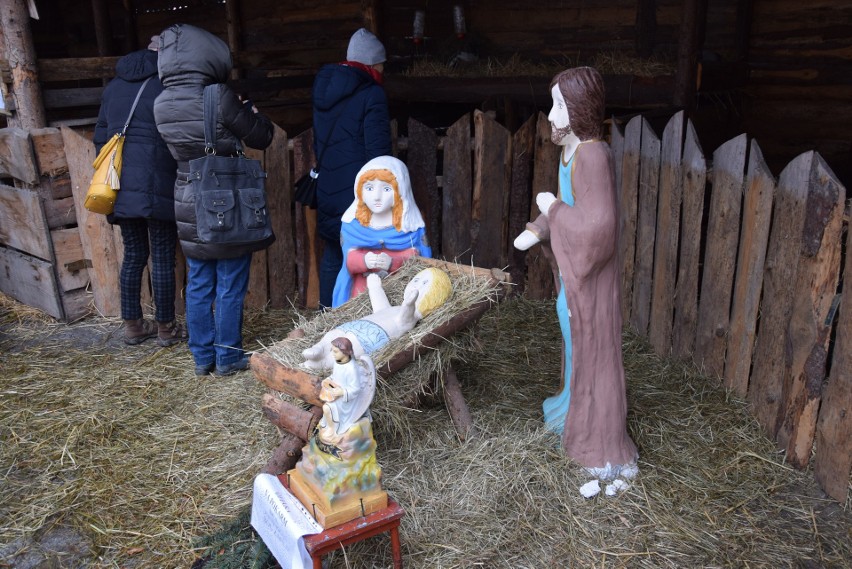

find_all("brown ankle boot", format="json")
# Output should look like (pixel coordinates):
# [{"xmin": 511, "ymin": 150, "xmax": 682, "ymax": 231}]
[
  {"xmin": 157, "ymin": 320, "xmax": 188, "ymax": 347},
  {"xmin": 124, "ymin": 318, "xmax": 157, "ymax": 345}
]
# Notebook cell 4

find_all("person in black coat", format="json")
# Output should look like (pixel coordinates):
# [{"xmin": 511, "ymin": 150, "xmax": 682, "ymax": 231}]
[
  {"xmin": 312, "ymin": 28, "xmax": 392, "ymax": 308},
  {"xmin": 94, "ymin": 39, "xmax": 186, "ymax": 347},
  {"xmin": 153, "ymin": 23, "xmax": 274, "ymax": 377}
]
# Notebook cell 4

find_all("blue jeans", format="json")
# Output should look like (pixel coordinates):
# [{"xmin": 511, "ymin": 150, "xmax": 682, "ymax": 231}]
[
  {"xmin": 319, "ymin": 239, "xmax": 343, "ymax": 309},
  {"xmin": 185, "ymin": 254, "xmax": 252, "ymax": 368}
]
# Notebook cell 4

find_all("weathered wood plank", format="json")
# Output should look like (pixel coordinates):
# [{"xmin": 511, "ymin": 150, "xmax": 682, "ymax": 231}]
[
  {"xmin": 30, "ymin": 127, "xmax": 67, "ymax": 176},
  {"xmin": 42, "ymin": 87, "xmax": 103, "ymax": 109},
  {"xmin": 0, "ymin": 184, "xmax": 52, "ymax": 259},
  {"xmin": 610, "ymin": 118, "xmax": 624, "ymax": 194},
  {"xmin": 36, "ymin": 56, "xmax": 120, "ymax": 82},
  {"xmin": 618, "ymin": 115, "xmax": 642, "ymax": 323},
  {"xmin": 243, "ymin": 147, "xmax": 270, "ymax": 309},
  {"xmin": 0, "ymin": 247, "xmax": 63, "ymax": 319},
  {"xmin": 441, "ymin": 113, "xmax": 472, "ymax": 265},
  {"xmin": 525, "ymin": 112, "xmax": 560, "ymax": 300},
  {"xmin": 42, "ymin": 195, "xmax": 76, "ymax": 229},
  {"xmin": 507, "ymin": 115, "xmax": 536, "ymax": 294},
  {"xmin": 61, "ymin": 288, "xmax": 92, "ymax": 322},
  {"xmin": 748, "ymin": 152, "xmax": 812, "ymax": 436},
  {"xmin": 630, "ymin": 117, "xmax": 660, "ymax": 336},
  {"xmin": 471, "ymin": 110, "xmax": 510, "ymax": 269},
  {"xmin": 814, "ymin": 205, "xmax": 852, "ymax": 503},
  {"xmin": 776, "ymin": 154, "xmax": 844, "ymax": 469},
  {"xmin": 60, "ymin": 125, "xmax": 121, "ymax": 316},
  {"xmin": 672, "ymin": 121, "xmax": 706, "ymax": 359},
  {"xmin": 694, "ymin": 133, "xmax": 747, "ymax": 378},
  {"xmin": 292, "ymin": 129, "xmax": 319, "ymax": 309},
  {"xmin": 723, "ymin": 141, "xmax": 775, "ymax": 396},
  {"xmin": 407, "ymin": 118, "xmax": 440, "ymax": 255},
  {"xmin": 51, "ymin": 227, "xmax": 88, "ymax": 293},
  {"xmin": 649, "ymin": 111, "xmax": 684, "ymax": 355},
  {"xmin": 265, "ymin": 124, "xmax": 294, "ymax": 308},
  {"xmin": 0, "ymin": 127, "xmax": 38, "ymax": 184}
]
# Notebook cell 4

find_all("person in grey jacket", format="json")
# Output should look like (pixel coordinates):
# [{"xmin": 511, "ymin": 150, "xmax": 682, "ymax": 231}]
[
  {"xmin": 94, "ymin": 38, "xmax": 186, "ymax": 347},
  {"xmin": 153, "ymin": 23, "xmax": 274, "ymax": 377}
]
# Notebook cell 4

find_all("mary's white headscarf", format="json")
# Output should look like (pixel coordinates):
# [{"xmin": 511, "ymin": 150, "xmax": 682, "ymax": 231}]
[{"xmin": 340, "ymin": 155, "xmax": 426, "ymax": 232}]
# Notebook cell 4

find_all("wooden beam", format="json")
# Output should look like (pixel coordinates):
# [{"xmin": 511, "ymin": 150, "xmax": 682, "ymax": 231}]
[{"xmin": 673, "ymin": 0, "xmax": 706, "ymax": 108}]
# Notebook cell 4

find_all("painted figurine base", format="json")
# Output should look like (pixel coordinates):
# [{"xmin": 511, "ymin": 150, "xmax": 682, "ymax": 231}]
[{"xmin": 287, "ymin": 468, "xmax": 388, "ymax": 528}]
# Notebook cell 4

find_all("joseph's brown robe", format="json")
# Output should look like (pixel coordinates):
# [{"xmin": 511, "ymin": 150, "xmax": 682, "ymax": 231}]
[{"xmin": 528, "ymin": 140, "xmax": 638, "ymax": 470}]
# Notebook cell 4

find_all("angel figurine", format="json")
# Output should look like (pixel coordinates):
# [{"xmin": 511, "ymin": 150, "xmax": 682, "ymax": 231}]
[
  {"xmin": 331, "ymin": 156, "xmax": 432, "ymax": 307},
  {"xmin": 317, "ymin": 337, "xmax": 376, "ymax": 447}
]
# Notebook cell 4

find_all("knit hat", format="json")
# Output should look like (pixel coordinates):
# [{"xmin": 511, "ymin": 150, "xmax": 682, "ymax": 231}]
[{"xmin": 346, "ymin": 28, "xmax": 386, "ymax": 66}]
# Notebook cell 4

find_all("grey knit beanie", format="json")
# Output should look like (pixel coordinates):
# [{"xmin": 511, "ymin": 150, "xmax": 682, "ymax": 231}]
[{"xmin": 346, "ymin": 28, "xmax": 386, "ymax": 65}]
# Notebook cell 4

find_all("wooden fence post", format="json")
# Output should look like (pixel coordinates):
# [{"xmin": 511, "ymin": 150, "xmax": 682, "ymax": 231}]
[
  {"xmin": 471, "ymin": 110, "xmax": 510, "ymax": 269},
  {"xmin": 630, "ymin": 117, "xmax": 660, "ymax": 336},
  {"xmin": 407, "ymin": 118, "xmax": 440, "ymax": 255},
  {"xmin": 508, "ymin": 115, "xmax": 536, "ymax": 293},
  {"xmin": 723, "ymin": 140, "xmax": 775, "ymax": 396},
  {"xmin": 525, "ymin": 112, "xmax": 559, "ymax": 299},
  {"xmin": 292, "ymin": 130, "xmax": 318, "ymax": 309},
  {"xmin": 618, "ymin": 115, "xmax": 642, "ymax": 323},
  {"xmin": 672, "ymin": 120, "xmax": 706, "ymax": 359},
  {"xmin": 265, "ymin": 124, "xmax": 294, "ymax": 309},
  {"xmin": 441, "ymin": 113, "xmax": 472, "ymax": 265},
  {"xmin": 694, "ymin": 133, "xmax": 747, "ymax": 378},
  {"xmin": 649, "ymin": 111, "xmax": 684, "ymax": 355}
]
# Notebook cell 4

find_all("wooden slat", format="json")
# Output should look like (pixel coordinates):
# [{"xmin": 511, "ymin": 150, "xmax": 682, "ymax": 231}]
[
  {"xmin": 42, "ymin": 87, "xmax": 103, "ymax": 109},
  {"xmin": 649, "ymin": 111, "xmax": 684, "ymax": 355},
  {"xmin": 440, "ymin": 113, "xmax": 472, "ymax": 264},
  {"xmin": 42, "ymin": 195, "xmax": 76, "ymax": 229},
  {"xmin": 525, "ymin": 112, "xmax": 559, "ymax": 300},
  {"xmin": 814, "ymin": 207, "xmax": 852, "ymax": 502},
  {"xmin": 291, "ymin": 129, "xmax": 318, "ymax": 309},
  {"xmin": 60, "ymin": 126, "xmax": 121, "ymax": 316},
  {"xmin": 776, "ymin": 153, "xmax": 844, "ymax": 468},
  {"xmin": 266, "ymin": 124, "xmax": 294, "ymax": 308},
  {"xmin": 0, "ymin": 184, "xmax": 52, "ymax": 259},
  {"xmin": 748, "ymin": 152, "xmax": 812, "ymax": 436},
  {"xmin": 37, "ymin": 56, "xmax": 120, "ymax": 82},
  {"xmin": 629, "ymin": 117, "xmax": 660, "ymax": 336},
  {"xmin": 0, "ymin": 127, "xmax": 38, "ymax": 184},
  {"xmin": 406, "ymin": 118, "xmax": 440, "ymax": 254},
  {"xmin": 507, "ymin": 115, "xmax": 536, "ymax": 294},
  {"xmin": 618, "ymin": 115, "xmax": 642, "ymax": 322},
  {"xmin": 51, "ymin": 227, "xmax": 88, "ymax": 293},
  {"xmin": 243, "ymin": 147, "xmax": 270, "ymax": 309},
  {"xmin": 30, "ymin": 127, "xmax": 67, "ymax": 176},
  {"xmin": 672, "ymin": 120, "xmax": 706, "ymax": 359},
  {"xmin": 471, "ymin": 109, "xmax": 510, "ymax": 269},
  {"xmin": 610, "ymin": 118, "xmax": 624, "ymax": 193},
  {"xmin": 0, "ymin": 247, "xmax": 63, "ymax": 319},
  {"xmin": 723, "ymin": 141, "xmax": 775, "ymax": 396},
  {"xmin": 694, "ymin": 133, "xmax": 747, "ymax": 378}
]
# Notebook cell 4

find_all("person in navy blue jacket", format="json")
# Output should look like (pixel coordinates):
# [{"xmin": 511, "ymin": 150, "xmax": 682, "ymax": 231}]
[
  {"xmin": 94, "ymin": 38, "xmax": 186, "ymax": 347},
  {"xmin": 312, "ymin": 28, "xmax": 392, "ymax": 308}
]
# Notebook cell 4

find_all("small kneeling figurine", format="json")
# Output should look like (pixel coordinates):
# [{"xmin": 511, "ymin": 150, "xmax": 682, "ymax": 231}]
[
  {"xmin": 331, "ymin": 156, "xmax": 431, "ymax": 307},
  {"xmin": 303, "ymin": 267, "xmax": 452, "ymax": 370},
  {"xmin": 290, "ymin": 337, "xmax": 385, "ymax": 526}
]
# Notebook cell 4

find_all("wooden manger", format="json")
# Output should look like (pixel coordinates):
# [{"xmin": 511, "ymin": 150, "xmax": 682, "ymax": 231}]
[{"xmin": 250, "ymin": 257, "xmax": 512, "ymax": 475}]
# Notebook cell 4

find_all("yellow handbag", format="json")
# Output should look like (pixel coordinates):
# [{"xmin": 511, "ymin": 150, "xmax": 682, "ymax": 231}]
[{"xmin": 85, "ymin": 77, "xmax": 150, "ymax": 215}]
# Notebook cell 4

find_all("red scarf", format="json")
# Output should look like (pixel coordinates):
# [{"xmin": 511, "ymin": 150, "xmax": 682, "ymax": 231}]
[{"xmin": 342, "ymin": 61, "xmax": 384, "ymax": 85}]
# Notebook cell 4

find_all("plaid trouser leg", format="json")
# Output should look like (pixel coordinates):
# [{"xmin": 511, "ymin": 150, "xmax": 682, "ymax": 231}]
[
  {"xmin": 147, "ymin": 218, "xmax": 178, "ymax": 323},
  {"xmin": 118, "ymin": 218, "xmax": 149, "ymax": 321}
]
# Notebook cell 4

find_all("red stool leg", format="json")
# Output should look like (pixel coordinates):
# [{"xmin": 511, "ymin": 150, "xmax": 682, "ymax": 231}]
[
  {"xmin": 390, "ymin": 526, "xmax": 403, "ymax": 568},
  {"xmin": 312, "ymin": 554, "xmax": 323, "ymax": 569}
]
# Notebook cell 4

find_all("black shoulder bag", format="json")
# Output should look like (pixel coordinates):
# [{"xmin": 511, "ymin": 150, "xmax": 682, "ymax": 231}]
[{"xmin": 189, "ymin": 85, "xmax": 274, "ymax": 248}]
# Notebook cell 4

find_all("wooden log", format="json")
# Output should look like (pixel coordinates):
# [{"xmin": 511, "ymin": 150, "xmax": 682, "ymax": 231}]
[
  {"xmin": 525, "ymin": 112, "xmax": 560, "ymax": 300},
  {"xmin": 694, "ymin": 133, "xmax": 747, "ymax": 378},
  {"xmin": 441, "ymin": 113, "xmax": 472, "ymax": 265},
  {"xmin": 507, "ymin": 115, "xmax": 536, "ymax": 294},
  {"xmin": 0, "ymin": 127, "xmax": 38, "ymax": 184},
  {"xmin": 0, "ymin": 0, "xmax": 46, "ymax": 129},
  {"xmin": 814, "ymin": 210, "xmax": 852, "ymax": 503},
  {"xmin": 252, "ymin": 351, "xmax": 325, "ymax": 407},
  {"xmin": 649, "ymin": 111, "xmax": 684, "ymax": 355},
  {"xmin": 776, "ymin": 154, "xmax": 844, "ymax": 469},
  {"xmin": 265, "ymin": 124, "xmax": 295, "ymax": 308},
  {"xmin": 60, "ymin": 126, "xmax": 121, "ymax": 316},
  {"xmin": 443, "ymin": 365, "xmax": 477, "ymax": 441},
  {"xmin": 723, "ymin": 141, "xmax": 775, "ymax": 396},
  {"xmin": 471, "ymin": 110, "xmax": 510, "ymax": 269},
  {"xmin": 261, "ymin": 395, "xmax": 322, "ymax": 441},
  {"xmin": 630, "ymin": 117, "xmax": 660, "ymax": 336},
  {"xmin": 672, "ymin": 121, "xmax": 706, "ymax": 359},
  {"xmin": 748, "ymin": 152, "xmax": 812, "ymax": 436},
  {"xmin": 0, "ymin": 246, "xmax": 63, "ymax": 319},
  {"xmin": 618, "ymin": 115, "xmax": 642, "ymax": 323},
  {"xmin": 407, "ymin": 118, "xmax": 440, "ymax": 254},
  {"xmin": 0, "ymin": 184, "xmax": 51, "ymax": 259},
  {"xmin": 262, "ymin": 432, "xmax": 306, "ymax": 475}
]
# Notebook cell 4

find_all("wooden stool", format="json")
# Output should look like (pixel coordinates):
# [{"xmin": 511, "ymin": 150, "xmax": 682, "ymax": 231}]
[{"xmin": 277, "ymin": 474, "xmax": 405, "ymax": 569}]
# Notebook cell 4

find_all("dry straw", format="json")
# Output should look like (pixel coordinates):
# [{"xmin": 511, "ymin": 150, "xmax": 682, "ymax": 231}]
[{"xmin": 1, "ymin": 279, "xmax": 849, "ymax": 568}]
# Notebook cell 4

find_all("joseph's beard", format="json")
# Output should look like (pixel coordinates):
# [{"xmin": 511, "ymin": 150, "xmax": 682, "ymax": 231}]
[{"xmin": 550, "ymin": 124, "xmax": 573, "ymax": 145}]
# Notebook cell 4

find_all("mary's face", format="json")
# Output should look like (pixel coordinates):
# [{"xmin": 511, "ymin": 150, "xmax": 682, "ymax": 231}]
[
  {"xmin": 548, "ymin": 84, "xmax": 572, "ymax": 146},
  {"xmin": 362, "ymin": 176, "xmax": 396, "ymax": 215},
  {"xmin": 404, "ymin": 269, "xmax": 433, "ymax": 297}
]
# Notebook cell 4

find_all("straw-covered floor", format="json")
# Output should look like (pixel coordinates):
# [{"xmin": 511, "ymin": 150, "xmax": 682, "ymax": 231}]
[{"xmin": 1, "ymin": 284, "xmax": 850, "ymax": 568}]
